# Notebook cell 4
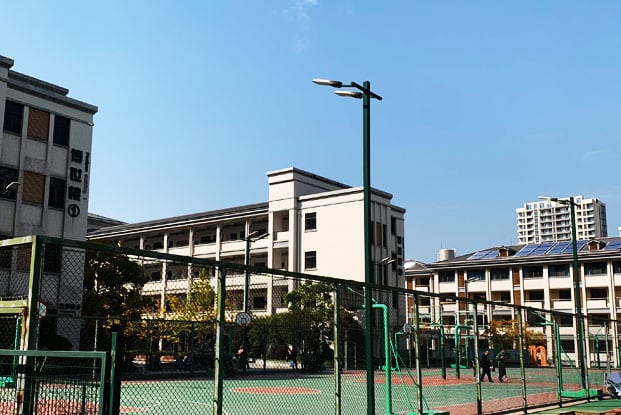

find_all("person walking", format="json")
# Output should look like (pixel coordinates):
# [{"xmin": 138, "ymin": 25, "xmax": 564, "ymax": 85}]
[
  {"xmin": 497, "ymin": 349, "xmax": 507, "ymax": 382},
  {"xmin": 479, "ymin": 350, "xmax": 494, "ymax": 382}
]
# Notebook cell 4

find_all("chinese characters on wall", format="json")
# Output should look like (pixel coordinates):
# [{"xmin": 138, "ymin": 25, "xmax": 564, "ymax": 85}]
[{"xmin": 67, "ymin": 148, "xmax": 89, "ymax": 218}]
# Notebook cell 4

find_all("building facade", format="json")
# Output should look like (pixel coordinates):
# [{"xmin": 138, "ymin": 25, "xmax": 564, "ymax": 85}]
[
  {"xmin": 406, "ymin": 238, "xmax": 621, "ymax": 367},
  {"xmin": 0, "ymin": 54, "xmax": 97, "ymax": 240},
  {"xmin": 88, "ymin": 167, "xmax": 407, "ymax": 322},
  {"xmin": 0, "ymin": 54, "xmax": 97, "ymax": 350},
  {"xmin": 516, "ymin": 196, "xmax": 607, "ymax": 244}
]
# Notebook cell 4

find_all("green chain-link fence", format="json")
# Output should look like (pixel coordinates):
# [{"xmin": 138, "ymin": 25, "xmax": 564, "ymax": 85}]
[{"xmin": 0, "ymin": 235, "xmax": 616, "ymax": 415}]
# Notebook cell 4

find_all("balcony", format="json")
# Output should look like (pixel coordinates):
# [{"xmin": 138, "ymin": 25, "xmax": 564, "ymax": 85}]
[
  {"xmin": 524, "ymin": 301, "xmax": 543, "ymax": 309},
  {"xmin": 273, "ymin": 231, "xmax": 289, "ymax": 248},
  {"xmin": 586, "ymin": 299, "xmax": 608, "ymax": 310},
  {"xmin": 552, "ymin": 300, "xmax": 573, "ymax": 310}
]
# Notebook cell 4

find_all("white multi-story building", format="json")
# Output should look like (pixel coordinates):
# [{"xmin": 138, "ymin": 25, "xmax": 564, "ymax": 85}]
[
  {"xmin": 1, "ymin": 54, "xmax": 97, "ymax": 240},
  {"xmin": 406, "ymin": 238, "xmax": 621, "ymax": 367},
  {"xmin": 88, "ymin": 167, "xmax": 407, "ymax": 322},
  {"xmin": 0, "ymin": 54, "xmax": 97, "ymax": 350},
  {"xmin": 516, "ymin": 196, "xmax": 607, "ymax": 244}
]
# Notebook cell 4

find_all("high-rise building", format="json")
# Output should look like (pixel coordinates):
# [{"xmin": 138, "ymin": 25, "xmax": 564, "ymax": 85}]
[{"xmin": 516, "ymin": 196, "xmax": 607, "ymax": 244}]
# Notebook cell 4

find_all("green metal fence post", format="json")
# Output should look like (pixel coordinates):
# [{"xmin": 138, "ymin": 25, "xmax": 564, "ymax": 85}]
[
  {"xmin": 213, "ymin": 267, "xmax": 227, "ymax": 415},
  {"xmin": 21, "ymin": 236, "xmax": 43, "ymax": 415},
  {"xmin": 109, "ymin": 332, "xmax": 122, "ymax": 415},
  {"xmin": 414, "ymin": 294, "xmax": 424, "ymax": 415},
  {"xmin": 473, "ymin": 303, "xmax": 482, "ymax": 415},
  {"xmin": 517, "ymin": 309, "xmax": 527, "ymax": 414},
  {"xmin": 555, "ymin": 318, "xmax": 563, "ymax": 407},
  {"xmin": 333, "ymin": 284, "xmax": 341, "ymax": 415}
]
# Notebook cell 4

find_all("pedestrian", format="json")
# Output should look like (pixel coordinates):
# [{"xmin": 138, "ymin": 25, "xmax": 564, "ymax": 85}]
[
  {"xmin": 479, "ymin": 350, "xmax": 494, "ymax": 382},
  {"xmin": 497, "ymin": 349, "xmax": 507, "ymax": 382},
  {"xmin": 286, "ymin": 344, "xmax": 298, "ymax": 369},
  {"xmin": 236, "ymin": 345, "xmax": 248, "ymax": 375}
]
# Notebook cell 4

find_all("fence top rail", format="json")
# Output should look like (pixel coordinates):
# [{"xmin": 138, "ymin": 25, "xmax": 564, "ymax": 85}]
[{"xmin": 0, "ymin": 349, "xmax": 107, "ymax": 359}]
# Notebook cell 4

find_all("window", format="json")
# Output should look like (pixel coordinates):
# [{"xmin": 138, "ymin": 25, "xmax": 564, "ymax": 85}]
[
  {"xmin": 43, "ymin": 244, "xmax": 61, "ymax": 273},
  {"xmin": 391, "ymin": 217, "xmax": 396, "ymax": 235},
  {"xmin": 382, "ymin": 224, "xmax": 387, "ymax": 248},
  {"xmin": 22, "ymin": 172, "xmax": 45, "ymax": 205},
  {"xmin": 499, "ymin": 291, "xmax": 511, "ymax": 302},
  {"xmin": 304, "ymin": 251, "xmax": 316, "ymax": 270},
  {"xmin": 560, "ymin": 340, "xmax": 575, "ymax": 352},
  {"xmin": 48, "ymin": 177, "xmax": 66, "ymax": 209},
  {"xmin": 153, "ymin": 242, "xmax": 163, "ymax": 250},
  {"xmin": 528, "ymin": 290, "xmax": 544, "ymax": 301},
  {"xmin": 0, "ymin": 167, "xmax": 18, "ymax": 200},
  {"xmin": 558, "ymin": 315, "xmax": 574, "ymax": 328},
  {"xmin": 3, "ymin": 101, "xmax": 23, "ymax": 134},
  {"xmin": 590, "ymin": 288, "xmax": 608, "ymax": 299},
  {"xmin": 468, "ymin": 269, "xmax": 485, "ymax": 281},
  {"xmin": 305, "ymin": 212, "xmax": 316, "ymax": 231},
  {"xmin": 27, "ymin": 108, "xmax": 50, "ymax": 141},
  {"xmin": 558, "ymin": 289, "xmax": 571, "ymax": 300},
  {"xmin": 584, "ymin": 262, "xmax": 607, "ymax": 276},
  {"xmin": 253, "ymin": 296, "xmax": 267, "ymax": 309},
  {"xmin": 490, "ymin": 268, "xmax": 509, "ymax": 280},
  {"xmin": 614, "ymin": 262, "xmax": 621, "ymax": 274},
  {"xmin": 439, "ymin": 271, "xmax": 455, "ymax": 283},
  {"xmin": 0, "ymin": 248, "xmax": 11, "ymax": 269},
  {"xmin": 549, "ymin": 264, "xmax": 569, "ymax": 277},
  {"xmin": 150, "ymin": 271, "xmax": 162, "ymax": 281},
  {"xmin": 53, "ymin": 115, "xmax": 70, "ymax": 146},
  {"xmin": 375, "ymin": 222, "xmax": 382, "ymax": 247},
  {"xmin": 523, "ymin": 266, "xmax": 543, "ymax": 279}
]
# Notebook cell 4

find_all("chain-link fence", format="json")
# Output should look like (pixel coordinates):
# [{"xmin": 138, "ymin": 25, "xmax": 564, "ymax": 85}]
[{"xmin": 0, "ymin": 235, "xmax": 618, "ymax": 415}]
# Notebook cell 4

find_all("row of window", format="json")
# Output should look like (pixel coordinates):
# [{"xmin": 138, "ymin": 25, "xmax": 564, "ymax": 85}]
[
  {"xmin": 0, "ymin": 166, "xmax": 67, "ymax": 208},
  {"xmin": 437, "ymin": 262, "xmax": 621, "ymax": 283},
  {"xmin": 4, "ymin": 101, "xmax": 71, "ymax": 146}
]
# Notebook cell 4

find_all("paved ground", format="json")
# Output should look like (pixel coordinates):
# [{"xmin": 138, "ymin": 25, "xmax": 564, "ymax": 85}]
[{"xmin": 534, "ymin": 399, "xmax": 621, "ymax": 415}]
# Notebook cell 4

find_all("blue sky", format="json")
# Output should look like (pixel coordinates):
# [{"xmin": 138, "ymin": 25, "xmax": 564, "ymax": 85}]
[{"xmin": 2, "ymin": 1, "xmax": 621, "ymax": 263}]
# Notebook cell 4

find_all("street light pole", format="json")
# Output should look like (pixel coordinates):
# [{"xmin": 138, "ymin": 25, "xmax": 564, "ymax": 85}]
[
  {"xmin": 313, "ymin": 78, "xmax": 382, "ymax": 415},
  {"xmin": 568, "ymin": 196, "xmax": 587, "ymax": 391},
  {"xmin": 243, "ymin": 231, "xmax": 268, "ymax": 313},
  {"xmin": 539, "ymin": 196, "xmax": 587, "ymax": 391}
]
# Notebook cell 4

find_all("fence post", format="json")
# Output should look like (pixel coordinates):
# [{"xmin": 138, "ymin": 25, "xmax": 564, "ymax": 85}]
[
  {"xmin": 21, "ymin": 236, "xmax": 43, "ymax": 415},
  {"xmin": 109, "ymin": 332, "xmax": 122, "ymax": 415},
  {"xmin": 414, "ymin": 294, "xmax": 424, "ymax": 415},
  {"xmin": 517, "ymin": 309, "xmax": 527, "ymax": 414},
  {"xmin": 473, "ymin": 302, "xmax": 482, "ymax": 415},
  {"xmin": 333, "ymin": 284, "xmax": 341, "ymax": 415},
  {"xmin": 213, "ymin": 267, "xmax": 227, "ymax": 415}
]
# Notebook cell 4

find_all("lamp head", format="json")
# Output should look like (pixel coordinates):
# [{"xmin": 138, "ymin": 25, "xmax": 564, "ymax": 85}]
[
  {"xmin": 312, "ymin": 78, "xmax": 343, "ymax": 88},
  {"xmin": 335, "ymin": 90, "xmax": 363, "ymax": 99},
  {"xmin": 3, "ymin": 181, "xmax": 20, "ymax": 193}
]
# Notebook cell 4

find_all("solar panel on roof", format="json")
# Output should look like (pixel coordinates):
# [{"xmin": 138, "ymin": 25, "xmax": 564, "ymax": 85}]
[
  {"xmin": 515, "ymin": 244, "xmax": 538, "ymax": 257},
  {"xmin": 468, "ymin": 249, "xmax": 497, "ymax": 260},
  {"xmin": 530, "ymin": 242, "xmax": 555, "ymax": 256},
  {"xmin": 603, "ymin": 240, "xmax": 621, "ymax": 251},
  {"xmin": 481, "ymin": 250, "xmax": 499, "ymax": 259},
  {"xmin": 547, "ymin": 241, "xmax": 571, "ymax": 255},
  {"xmin": 561, "ymin": 240, "xmax": 587, "ymax": 253}
]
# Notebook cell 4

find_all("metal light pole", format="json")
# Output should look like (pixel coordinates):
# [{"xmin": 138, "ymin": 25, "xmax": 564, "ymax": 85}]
[
  {"xmin": 313, "ymin": 78, "xmax": 382, "ymax": 415},
  {"xmin": 243, "ymin": 231, "xmax": 268, "ymax": 313},
  {"xmin": 539, "ymin": 196, "xmax": 587, "ymax": 391}
]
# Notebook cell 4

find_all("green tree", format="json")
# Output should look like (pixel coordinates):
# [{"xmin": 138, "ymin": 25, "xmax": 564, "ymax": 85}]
[
  {"xmin": 162, "ymin": 268, "xmax": 217, "ymax": 354},
  {"xmin": 82, "ymin": 247, "xmax": 151, "ymax": 322}
]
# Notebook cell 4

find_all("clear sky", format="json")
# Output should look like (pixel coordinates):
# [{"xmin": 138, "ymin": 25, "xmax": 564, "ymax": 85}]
[{"xmin": 2, "ymin": 1, "xmax": 621, "ymax": 263}]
